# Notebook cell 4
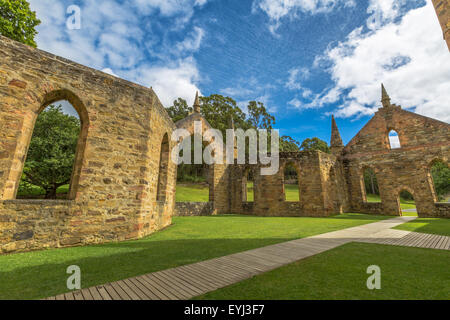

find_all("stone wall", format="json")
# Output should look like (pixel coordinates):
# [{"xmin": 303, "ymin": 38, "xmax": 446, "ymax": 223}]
[
  {"xmin": 228, "ymin": 152, "xmax": 344, "ymax": 217},
  {"xmin": 174, "ymin": 202, "xmax": 214, "ymax": 216},
  {"xmin": 343, "ymin": 104, "xmax": 450, "ymax": 218},
  {"xmin": 0, "ymin": 36, "xmax": 177, "ymax": 253},
  {"xmin": 432, "ymin": 0, "xmax": 450, "ymax": 50}
]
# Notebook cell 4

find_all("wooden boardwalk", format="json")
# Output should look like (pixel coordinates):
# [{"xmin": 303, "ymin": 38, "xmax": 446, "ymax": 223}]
[{"xmin": 46, "ymin": 216, "xmax": 449, "ymax": 300}]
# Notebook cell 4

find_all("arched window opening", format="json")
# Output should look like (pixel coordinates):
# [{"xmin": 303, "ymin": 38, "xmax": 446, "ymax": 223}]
[
  {"xmin": 175, "ymin": 139, "xmax": 210, "ymax": 202},
  {"xmin": 398, "ymin": 189, "xmax": 417, "ymax": 216},
  {"xmin": 363, "ymin": 168, "xmax": 381, "ymax": 203},
  {"xmin": 284, "ymin": 163, "xmax": 300, "ymax": 202},
  {"xmin": 156, "ymin": 134, "xmax": 170, "ymax": 202},
  {"xmin": 243, "ymin": 168, "xmax": 254, "ymax": 202},
  {"xmin": 389, "ymin": 130, "xmax": 401, "ymax": 149},
  {"xmin": 17, "ymin": 101, "xmax": 81, "ymax": 200},
  {"xmin": 430, "ymin": 160, "xmax": 450, "ymax": 203}
]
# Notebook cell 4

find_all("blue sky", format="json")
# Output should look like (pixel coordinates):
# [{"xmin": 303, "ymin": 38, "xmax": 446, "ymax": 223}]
[{"xmin": 29, "ymin": 0, "xmax": 450, "ymax": 145}]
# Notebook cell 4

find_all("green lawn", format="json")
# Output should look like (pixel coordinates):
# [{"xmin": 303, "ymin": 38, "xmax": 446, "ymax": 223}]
[
  {"xmin": 177, "ymin": 183, "xmax": 300, "ymax": 203},
  {"xmin": 367, "ymin": 193, "xmax": 417, "ymax": 215},
  {"xmin": 195, "ymin": 243, "xmax": 450, "ymax": 300},
  {"xmin": 0, "ymin": 214, "xmax": 390, "ymax": 300},
  {"xmin": 17, "ymin": 184, "xmax": 69, "ymax": 198},
  {"xmin": 176, "ymin": 183, "xmax": 210, "ymax": 202},
  {"xmin": 394, "ymin": 218, "xmax": 450, "ymax": 237}
]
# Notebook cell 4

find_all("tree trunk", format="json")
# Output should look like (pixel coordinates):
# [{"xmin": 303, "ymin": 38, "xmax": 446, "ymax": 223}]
[{"xmin": 45, "ymin": 186, "xmax": 58, "ymax": 199}]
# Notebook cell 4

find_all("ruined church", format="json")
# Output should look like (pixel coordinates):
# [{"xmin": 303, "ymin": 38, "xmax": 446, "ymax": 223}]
[{"xmin": 0, "ymin": 1, "xmax": 448, "ymax": 253}]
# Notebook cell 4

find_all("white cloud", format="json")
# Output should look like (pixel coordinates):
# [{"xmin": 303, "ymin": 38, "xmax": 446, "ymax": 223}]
[
  {"xmin": 285, "ymin": 67, "xmax": 310, "ymax": 90},
  {"xmin": 131, "ymin": 58, "xmax": 202, "ymax": 107},
  {"xmin": 253, "ymin": 0, "xmax": 356, "ymax": 34},
  {"xmin": 28, "ymin": 0, "xmax": 206, "ymax": 109},
  {"xmin": 176, "ymin": 27, "xmax": 205, "ymax": 52},
  {"xmin": 305, "ymin": 0, "xmax": 450, "ymax": 123}
]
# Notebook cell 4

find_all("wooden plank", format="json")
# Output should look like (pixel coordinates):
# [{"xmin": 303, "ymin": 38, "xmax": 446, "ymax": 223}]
[
  {"xmin": 121, "ymin": 278, "xmax": 149, "ymax": 300},
  {"xmin": 198, "ymin": 260, "xmax": 250, "ymax": 280},
  {"xmin": 440, "ymin": 236, "xmax": 450, "ymax": 250},
  {"xmin": 110, "ymin": 281, "xmax": 131, "ymax": 300},
  {"xmin": 64, "ymin": 292, "xmax": 75, "ymax": 300},
  {"xmin": 155, "ymin": 270, "xmax": 200, "ymax": 297},
  {"xmin": 409, "ymin": 232, "xmax": 429, "ymax": 247},
  {"xmin": 127, "ymin": 277, "xmax": 161, "ymax": 300},
  {"xmin": 116, "ymin": 280, "xmax": 141, "ymax": 300},
  {"xmin": 178, "ymin": 264, "xmax": 231, "ymax": 287},
  {"xmin": 103, "ymin": 283, "xmax": 122, "ymax": 300},
  {"xmin": 435, "ymin": 236, "xmax": 447, "ymax": 250},
  {"xmin": 216, "ymin": 257, "xmax": 262, "ymax": 275},
  {"xmin": 185, "ymin": 263, "xmax": 237, "ymax": 284},
  {"xmin": 151, "ymin": 272, "xmax": 192, "ymax": 299},
  {"xmin": 80, "ymin": 288, "xmax": 94, "ymax": 300},
  {"xmin": 168, "ymin": 267, "xmax": 217, "ymax": 292},
  {"xmin": 158, "ymin": 269, "xmax": 204, "ymax": 296},
  {"xmin": 141, "ymin": 274, "xmax": 180, "ymax": 300},
  {"xmin": 73, "ymin": 290, "xmax": 85, "ymax": 301},
  {"xmin": 225, "ymin": 254, "xmax": 272, "ymax": 271},
  {"xmin": 96, "ymin": 285, "xmax": 112, "ymax": 300},
  {"xmin": 55, "ymin": 294, "xmax": 65, "ymax": 300},
  {"xmin": 88, "ymin": 287, "xmax": 103, "ymax": 300}
]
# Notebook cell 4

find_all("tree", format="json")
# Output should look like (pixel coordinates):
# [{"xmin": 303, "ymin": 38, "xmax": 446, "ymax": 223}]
[
  {"xmin": 431, "ymin": 161, "xmax": 450, "ymax": 201},
  {"xmin": 166, "ymin": 98, "xmax": 192, "ymax": 123},
  {"xmin": 300, "ymin": 137, "xmax": 330, "ymax": 153},
  {"xmin": 200, "ymin": 94, "xmax": 250, "ymax": 138},
  {"xmin": 19, "ymin": 105, "xmax": 80, "ymax": 199},
  {"xmin": 0, "ymin": 0, "xmax": 41, "ymax": 47},
  {"xmin": 247, "ymin": 101, "xmax": 275, "ymax": 129},
  {"xmin": 280, "ymin": 136, "xmax": 301, "ymax": 152},
  {"xmin": 363, "ymin": 168, "xmax": 379, "ymax": 195}
]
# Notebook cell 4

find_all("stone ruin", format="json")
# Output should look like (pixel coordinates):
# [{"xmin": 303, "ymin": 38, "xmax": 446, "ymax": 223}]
[{"xmin": 1, "ymin": 7, "xmax": 449, "ymax": 253}]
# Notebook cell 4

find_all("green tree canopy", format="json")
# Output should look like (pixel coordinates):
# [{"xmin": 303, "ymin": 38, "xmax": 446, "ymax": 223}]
[
  {"xmin": 0, "ymin": 0, "xmax": 41, "ymax": 47},
  {"xmin": 280, "ymin": 136, "xmax": 301, "ymax": 152},
  {"xmin": 300, "ymin": 137, "xmax": 330, "ymax": 154},
  {"xmin": 19, "ymin": 105, "xmax": 80, "ymax": 199},
  {"xmin": 166, "ymin": 98, "xmax": 192, "ymax": 123},
  {"xmin": 431, "ymin": 161, "xmax": 450, "ymax": 201},
  {"xmin": 247, "ymin": 101, "xmax": 275, "ymax": 130}
]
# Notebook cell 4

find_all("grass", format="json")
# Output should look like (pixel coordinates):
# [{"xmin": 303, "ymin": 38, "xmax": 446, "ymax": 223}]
[
  {"xmin": 176, "ymin": 183, "xmax": 210, "ymax": 202},
  {"xmin": 177, "ymin": 183, "xmax": 300, "ymax": 203},
  {"xmin": 17, "ymin": 184, "xmax": 69, "ymax": 199},
  {"xmin": 195, "ymin": 242, "xmax": 450, "ymax": 300},
  {"xmin": 0, "ymin": 214, "xmax": 390, "ymax": 300},
  {"xmin": 394, "ymin": 218, "xmax": 450, "ymax": 237},
  {"xmin": 367, "ymin": 194, "xmax": 417, "ymax": 213}
]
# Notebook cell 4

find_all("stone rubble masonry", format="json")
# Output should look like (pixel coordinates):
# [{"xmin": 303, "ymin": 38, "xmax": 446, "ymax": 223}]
[
  {"xmin": 0, "ymin": 36, "xmax": 177, "ymax": 253},
  {"xmin": 174, "ymin": 202, "xmax": 214, "ymax": 216},
  {"xmin": 432, "ymin": 0, "xmax": 450, "ymax": 50},
  {"xmin": 1, "ymin": 24, "xmax": 450, "ymax": 254}
]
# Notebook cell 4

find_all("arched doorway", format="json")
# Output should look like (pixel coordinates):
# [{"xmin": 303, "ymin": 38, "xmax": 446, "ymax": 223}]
[
  {"xmin": 283, "ymin": 162, "xmax": 300, "ymax": 202},
  {"xmin": 398, "ymin": 189, "xmax": 417, "ymax": 217},
  {"xmin": 16, "ymin": 91, "xmax": 88, "ymax": 200},
  {"xmin": 430, "ymin": 159, "xmax": 450, "ymax": 203},
  {"xmin": 362, "ymin": 167, "xmax": 381, "ymax": 203},
  {"xmin": 242, "ymin": 168, "xmax": 254, "ymax": 203}
]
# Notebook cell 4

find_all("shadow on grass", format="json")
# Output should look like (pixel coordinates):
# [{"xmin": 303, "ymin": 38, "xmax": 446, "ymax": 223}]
[
  {"xmin": 395, "ymin": 218, "xmax": 450, "ymax": 237},
  {"xmin": 0, "ymin": 213, "xmax": 392, "ymax": 300},
  {"xmin": 0, "ymin": 238, "xmax": 292, "ymax": 300}
]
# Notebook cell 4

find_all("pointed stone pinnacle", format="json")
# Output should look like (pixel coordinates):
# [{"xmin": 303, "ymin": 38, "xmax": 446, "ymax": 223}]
[
  {"xmin": 381, "ymin": 83, "xmax": 391, "ymax": 108},
  {"xmin": 331, "ymin": 115, "xmax": 344, "ymax": 148},
  {"xmin": 193, "ymin": 91, "xmax": 201, "ymax": 113}
]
